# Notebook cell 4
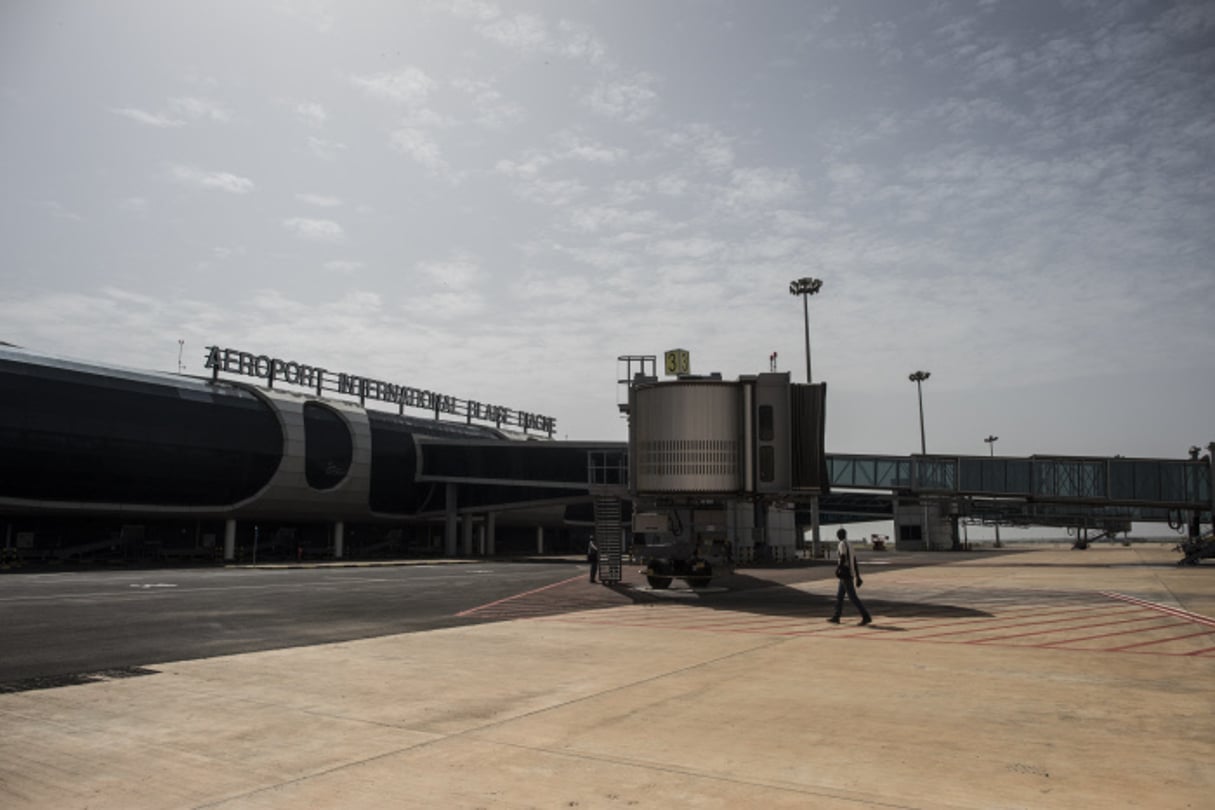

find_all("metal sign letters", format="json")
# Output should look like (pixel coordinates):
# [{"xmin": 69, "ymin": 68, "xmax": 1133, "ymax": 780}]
[{"xmin": 204, "ymin": 345, "xmax": 556, "ymax": 436}]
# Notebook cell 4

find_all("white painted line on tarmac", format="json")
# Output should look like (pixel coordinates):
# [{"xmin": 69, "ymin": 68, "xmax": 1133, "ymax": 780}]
[
  {"xmin": 635, "ymin": 586, "xmax": 729, "ymax": 597},
  {"xmin": 1101, "ymin": 591, "xmax": 1215, "ymax": 627}
]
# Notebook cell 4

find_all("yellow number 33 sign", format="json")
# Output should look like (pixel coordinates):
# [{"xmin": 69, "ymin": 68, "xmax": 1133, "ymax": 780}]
[{"xmin": 664, "ymin": 348, "xmax": 690, "ymax": 376}]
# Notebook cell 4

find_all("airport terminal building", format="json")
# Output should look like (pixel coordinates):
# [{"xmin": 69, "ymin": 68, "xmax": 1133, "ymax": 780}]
[
  {"xmin": 0, "ymin": 344, "xmax": 606, "ymax": 564},
  {"xmin": 3, "ymin": 343, "xmax": 1212, "ymax": 568}
]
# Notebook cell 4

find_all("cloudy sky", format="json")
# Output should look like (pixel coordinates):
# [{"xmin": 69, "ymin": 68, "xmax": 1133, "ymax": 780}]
[{"xmin": 2, "ymin": 0, "xmax": 1213, "ymax": 460}]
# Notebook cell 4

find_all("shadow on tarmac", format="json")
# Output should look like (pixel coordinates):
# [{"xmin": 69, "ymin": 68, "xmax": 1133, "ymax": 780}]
[{"xmin": 594, "ymin": 570, "xmax": 993, "ymax": 626}]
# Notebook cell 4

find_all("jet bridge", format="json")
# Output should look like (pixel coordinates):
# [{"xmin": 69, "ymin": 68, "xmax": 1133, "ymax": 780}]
[
  {"xmin": 417, "ymin": 426, "xmax": 1213, "ymax": 561},
  {"xmin": 826, "ymin": 451, "xmax": 1213, "ymax": 552}
]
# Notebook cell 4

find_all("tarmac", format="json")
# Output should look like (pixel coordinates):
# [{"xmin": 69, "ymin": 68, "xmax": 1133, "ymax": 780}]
[{"xmin": 1, "ymin": 546, "xmax": 1213, "ymax": 809}]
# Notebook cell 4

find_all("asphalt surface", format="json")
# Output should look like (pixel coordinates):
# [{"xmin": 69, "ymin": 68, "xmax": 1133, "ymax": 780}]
[
  {"xmin": 0, "ymin": 548, "xmax": 979, "ymax": 687},
  {"xmin": 0, "ymin": 561, "xmax": 587, "ymax": 684},
  {"xmin": 0, "ymin": 551, "xmax": 1018, "ymax": 688}
]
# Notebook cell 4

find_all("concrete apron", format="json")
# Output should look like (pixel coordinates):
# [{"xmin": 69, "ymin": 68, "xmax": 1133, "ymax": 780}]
[{"xmin": 2, "ymin": 548, "xmax": 1213, "ymax": 809}]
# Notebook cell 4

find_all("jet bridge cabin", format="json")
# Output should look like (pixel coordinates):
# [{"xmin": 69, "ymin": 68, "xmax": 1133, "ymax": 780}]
[{"xmin": 623, "ymin": 371, "xmax": 827, "ymax": 588}]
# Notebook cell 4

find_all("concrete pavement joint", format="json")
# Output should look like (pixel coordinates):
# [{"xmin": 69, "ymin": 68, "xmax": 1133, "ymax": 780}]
[
  {"xmin": 192, "ymin": 635, "xmax": 793, "ymax": 809},
  {"xmin": 475, "ymin": 737, "xmax": 945, "ymax": 810}
]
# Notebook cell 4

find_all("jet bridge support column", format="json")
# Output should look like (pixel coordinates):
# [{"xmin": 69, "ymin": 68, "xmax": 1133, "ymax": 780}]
[
  {"xmin": 810, "ymin": 496, "xmax": 822, "ymax": 558},
  {"xmin": 445, "ymin": 483, "xmax": 459, "ymax": 557},
  {"xmin": 1209, "ymin": 442, "xmax": 1215, "ymax": 530},
  {"xmin": 461, "ymin": 513, "xmax": 474, "ymax": 557}
]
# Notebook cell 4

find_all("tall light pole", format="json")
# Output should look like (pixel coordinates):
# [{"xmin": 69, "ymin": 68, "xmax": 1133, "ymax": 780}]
[
  {"xmin": 984, "ymin": 434, "xmax": 1001, "ymax": 548},
  {"xmin": 908, "ymin": 370, "xmax": 931, "ymax": 550},
  {"xmin": 909, "ymin": 371, "xmax": 930, "ymax": 455},
  {"xmin": 788, "ymin": 277, "xmax": 823, "ymax": 383},
  {"xmin": 789, "ymin": 277, "xmax": 823, "ymax": 559}
]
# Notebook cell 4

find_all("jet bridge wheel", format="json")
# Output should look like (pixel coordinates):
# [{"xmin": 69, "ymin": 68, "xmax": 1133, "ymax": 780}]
[
  {"xmin": 686, "ymin": 562, "xmax": 713, "ymax": 589},
  {"xmin": 646, "ymin": 575, "xmax": 673, "ymax": 590}
]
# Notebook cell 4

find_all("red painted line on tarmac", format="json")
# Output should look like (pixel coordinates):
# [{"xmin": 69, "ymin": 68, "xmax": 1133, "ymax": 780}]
[
  {"xmin": 891, "ymin": 599, "xmax": 1099, "ymax": 618},
  {"xmin": 908, "ymin": 607, "xmax": 1141, "ymax": 639},
  {"xmin": 1038, "ymin": 620, "xmax": 1183, "ymax": 647},
  {"xmin": 967, "ymin": 613, "xmax": 1170, "ymax": 644},
  {"xmin": 705, "ymin": 615, "xmax": 817, "ymax": 630},
  {"xmin": 1103, "ymin": 628, "xmax": 1215, "ymax": 652},
  {"xmin": 887, "ymin": 603, "xmax": 1135, "ymax": 634},
  {"xmin": 1100, "ymin": 592, "xmax": 1215, "ymax": 627},
  {"xmin": 455, "ymin": 574, "xmax": 586, "ymax": 617}
]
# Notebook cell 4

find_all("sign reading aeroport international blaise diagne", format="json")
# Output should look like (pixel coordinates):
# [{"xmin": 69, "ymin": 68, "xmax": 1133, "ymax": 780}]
[{"xmin": 204, "ymin": 345, "xmax": 556, "ymax": 436}]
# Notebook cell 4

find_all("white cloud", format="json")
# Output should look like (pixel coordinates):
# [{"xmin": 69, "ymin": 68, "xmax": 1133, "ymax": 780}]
[
  {"xmin": 168, "ymin": 96, "xmax": 231, "ymax": 122},
  {"xmin": 496, "ymin": 131, "xmax": 626, "ymax": 188},
  {"xmin": 118, "ymin": 197, "xmax": 148, "ymax": 215},
  {"xmin": 170, "ymin": 165, "xmax": 255, "ymax": 194},
  {"xmin": 296, "ymin": 192, "xmax": 343, "ymax": 207},
  {"xmin": 112, "ymin": 97, "xmax": 230, "ymax": 127},
  {"xmin": 458, "ymin": 6, "xmax": 608, "ymax": 67},
  {"xmin": 450, "ymin": 77, "xmax": 523, "ymax": 129},
  {"xmin": 447, "ymin": 0, "xmax": 500, "ymax": 22},
  {"xmin": 282, "ymin": 217, "xmax": 344, "ymax": 242},
  {"xmin": 649, "ymin": 236, "xmax": 724, "ymax": 260},
  {"xmin": 556, "ymin": 19, "xmax": 607, "ymax": 64},
  {"xmin": 663, "ymin": 125, "xmax": 734, "ymax": 171},
  {"xmin": 558, "ymin": 244, "xmax": 634, "ymax": 271},
  {"xmin": 417, "ymin": 252, "xmax": 482, "ymax": 287},
  {"xmin": 494, "ymin": 154, "xmax": 551, "ymax": 178},
  {"xmin": 212, "ymin": 246, "xmax": 245, "ymax": 261},
  {"xmin": 565, "ymin": 205, "xmax": 660, "ymax": 234},
  {"xmin": 511, "ymin": 177, "xmax": 587, "ymax": 207},
  {"xmin": 390, "ymin": 128, "xmax": 447, "ymax": 172},
  {"xmin": 351, "ymin": 67, "xmax": 436, "ymax": 105},
  {"xmin": 400, "ymin": 254, "xmax": 487, "ymax": 320},
  {"xmin": 37, "ymin": 201, "xmax": 83, "ymax": 221},
  {"xmin": 306, "ymin": 136, "xmax": 346, "ymax": 160},
  {"xmin": 553, "ymin": 130, "xmax": 627, "ymax": 163},
  {"xmin": 478, "ymin": 13, "xmax": 549, "ymax": 52},
  {"xmin": 608, "ymin": 175, "xmax": 688, "ymax": 204},
  {"xmin": 324, "ymin": 260, "xmax": 363, "ymax": 273},
  {"xmin": 718, "ymin": 167, "xmax": 803, "ymax": 209},
  {"xmin": 275, "ymin": 0, "xmax": 335, "ymax": 32},
  {"xmin": 295, "ymin": 101, "xmax": 327, "ymax": 127},
  {"xmin": 584, "ymin": 74, "xmax": 658, "ymax": 122},
  {"xmin": 111, "ymin": 107, "xmax": 183, "ymax": 127}
]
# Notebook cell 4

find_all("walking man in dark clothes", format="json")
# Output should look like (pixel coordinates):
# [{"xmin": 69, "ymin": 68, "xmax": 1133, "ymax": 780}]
[{"xmin": 829, "ymin": 528, "xmax": 871, "ymax": 625}]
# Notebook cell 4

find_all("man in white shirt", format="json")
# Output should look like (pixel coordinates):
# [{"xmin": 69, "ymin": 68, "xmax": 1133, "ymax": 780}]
[
  {"xmin": 828, "ymin": 528, "xmax": 872, "ymax": 625},
  {"xmin": 587, "ymin": 537, "xmax": 599, "ymax": 583}
]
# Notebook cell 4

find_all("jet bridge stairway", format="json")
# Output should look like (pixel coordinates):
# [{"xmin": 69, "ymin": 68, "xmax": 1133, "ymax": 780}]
[{"xmin": 592, "ymin": 496, "xmax": 624, "ymax": 584}]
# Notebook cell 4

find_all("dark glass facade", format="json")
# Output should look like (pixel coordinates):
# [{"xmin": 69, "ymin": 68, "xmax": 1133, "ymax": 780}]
[
  {"xmin": 367, "ymin": 412, "xmax": 422, "ymax": 513},
  {"xmin": 366, "ymin": 411, "xmax": 504, "ymax": 514},
  {"xmin": 0, "ymin": 363, "xmax": 283, "ymax": 506},
  {"xmin": 303, "ymin": 403, "xmax": 352, "ymax": 490}
]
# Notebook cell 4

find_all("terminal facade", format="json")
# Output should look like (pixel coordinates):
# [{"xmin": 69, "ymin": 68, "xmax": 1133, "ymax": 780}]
[{"xmin": 1, "ymin": 344, "xmax": 1211, "ymax": 568}]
